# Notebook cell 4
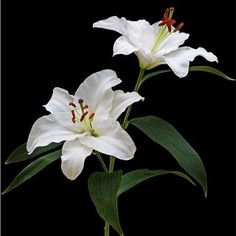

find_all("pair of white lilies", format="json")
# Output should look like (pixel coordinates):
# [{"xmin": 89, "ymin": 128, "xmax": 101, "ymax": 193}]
[{"xmin": 27, "ymin": 10, "xmax": 218, "ymax": 180}]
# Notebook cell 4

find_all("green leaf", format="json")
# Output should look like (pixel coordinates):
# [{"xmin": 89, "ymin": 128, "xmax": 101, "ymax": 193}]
[
  {"xmin": 2, "ymin": 149, "xmax": 61, "ymax": 194},
  {"xmin": 88, "ymin": 171, "xmax": 124, "ymax": 236},
  {"xmin": 118, "ymin": 169, "xmax": 195, "ymax": 196},
  {"xmin": 141, "ymin": 66, "xmax": 235, "ymax": 84},
  {"xmin": 189, "ymin": 66, "xmax": 235, "ymax": 81},
  {"xmin": 5, "ymin": 142, "xmax": 63, "ymax": 164},
  {"xmin": 130, "ymin": 116, "xmax": 208, "ymax": 197}
]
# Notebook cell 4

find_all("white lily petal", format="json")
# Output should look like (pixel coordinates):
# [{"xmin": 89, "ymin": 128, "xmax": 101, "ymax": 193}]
[
  {"xmin": 122, "ymin": 19, "xmax": 151, "ymax": 44},
  {"xmin": 44, "ymin": 87, "xmax": 74, "ymax": 113},
  {"xmin": 139, "ymin": 27, "xmax": 156, "ymax": 51},
  {"xmin": 61, "ymin": 139, "xmax": 93, "ymax": 180},
  {"xmin": 75, "ymin": 70, "xmax": 121, "ymax": 118},
  {"xmin": 93, "ymin": 16, "xmax": 124, "ymax": 34},
  {"xmin": 27, "ymin": 112, "xmax": 79, "ymax": 154},
  {"xmin": 137, "ymin": 49, "xmax": 165, "ymax": 69},
  {"xmin": 94, "ymin": 16, "xmax": 152, "ymax": 51},
  {"xmin": 119, "ymin": 18, "xmax": 154, "ymax": 52},
  {"xmin": 164, "ymin": 47, "xmax": 218, "ymax": 78},
  {"xmin": 93, "ymin": 16, "xmax": 150, "ymax": 37},
  {"xmin": 158, "ymin": 32, "xmax": 190, "ymax": 55},
  {"xmin": 110, "ymin": 90, "xmax": 143, "ymax": 120},
  {"xmin": 113, "ymin": 36, "xmax": 138, "ymax": 56},
  {"xmin": 79, "ymin": 118, "xmax": 136, "ymax": 160},
  {"xmin": 151, "ymin": 21, "xmax": 162, "ymax": 35}
]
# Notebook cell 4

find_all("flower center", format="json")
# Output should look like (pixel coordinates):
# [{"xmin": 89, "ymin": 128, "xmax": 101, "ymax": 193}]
[
  {"xmin": 69, "ymin": 99, "xmax": 98, "ymax": 136},
  {"xmin": 151, "ymin": 7, "xmax": 184, "ymax": 54}
]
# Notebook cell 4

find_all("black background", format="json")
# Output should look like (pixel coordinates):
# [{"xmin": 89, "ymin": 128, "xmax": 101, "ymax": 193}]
[{"xmin": 2, "ymin": 0, "xmax": 235, "ymax": 235}]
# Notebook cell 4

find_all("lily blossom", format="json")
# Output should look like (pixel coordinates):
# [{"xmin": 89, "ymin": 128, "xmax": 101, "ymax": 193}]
[
  {"xmin": 27, "ymin": 69, "xmax": 142, "ymax": 180},
  {"xmin": 93, "ymin": 8, "xmax": 218, "ymax": 78}
]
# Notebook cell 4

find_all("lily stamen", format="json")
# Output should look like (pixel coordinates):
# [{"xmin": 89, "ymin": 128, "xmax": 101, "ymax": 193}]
[
  {"xmin": 89, "ymin": 112, "xmax": 95, "ymax": 120},
  {"xmin": 69, "ymin": 102, "xmax": 76, "ymax": 107},
  {"xmin": 163, "ymin": 8, "xmax": 169, "ymax": 19},
  {"xmin": 69, "ymin": 99, "xmax": 94, "ymax": 125},
  {"xmin": 71, "ymin": 110, "xmax": 76, "ymax": 123},
  {"xmin": 151, "ymin": 8, "xmax": 185, "ymax": 54},
  {"xmin": 174, "ymin": 22, "xmax": 184, "ymax": 32},
  {"xmin": 159, "ymin": 7, "xmax": 176, "ymax": 32},
  {"xmin": 83, "ymin": 104, "xmax": 89, "ymax": 109},
  {"xmin": 80, "ymin": 111, "xmax": 88, "ymax": 122},
  {"xmin": 159, "ymin": 19, "xmax": 176, "ymax": 32}
]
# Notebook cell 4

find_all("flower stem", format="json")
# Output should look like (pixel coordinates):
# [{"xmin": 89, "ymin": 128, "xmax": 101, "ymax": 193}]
[
  {"xmin": 95, "ymin": 151, "xmax": 108, "ymax": 172},
  {"xmin": 105, "ymin": 221, "xmax": 110, "ymax": 236},
  {"xmin": 103, "ymin": 155, "xmax": 116, "ymax": 236},
  {"xmin": 109, "ymin": 156, "xmax": 116, "ymax": 172},
  {"xmin": 122, "ymin": 69, "xmax": 145, "ymax": 129},
  {"xmin": 104, "ymin": 69, "xmax": 145, "ymax": 236}
]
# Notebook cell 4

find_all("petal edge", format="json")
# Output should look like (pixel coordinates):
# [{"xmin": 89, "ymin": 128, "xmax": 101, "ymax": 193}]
[{"xmin": 61, "ymin": 140, "xmax": 93, "ymax": 180}]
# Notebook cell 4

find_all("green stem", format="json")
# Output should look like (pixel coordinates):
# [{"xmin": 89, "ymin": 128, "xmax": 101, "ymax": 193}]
[
  {"xmin": 95, "ymin": 151, "xmax": 108, "ymax": 172},
  {"xmin": 122, "ymin": 69, "xmax": 145, "ymax": 129},
  {"xmin": 104, "ymin": 155, "xmax": 115, "ymax": 236},
  {"xmin": 104, "ymin": 69, "xmax": 145, "ymax": 236},
  {"xmin": 109, "ymin": 156, "xmax": 116, "ymax": 173},
  {"xmin": 105, "ymin": 221, "xmax": 110, "ymax": 236}
]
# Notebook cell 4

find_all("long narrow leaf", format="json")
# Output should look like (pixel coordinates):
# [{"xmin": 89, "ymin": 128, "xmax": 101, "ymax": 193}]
[
  {"xmin": 189, "ymin": 66, "xmax": 235, "ymax": 81},
  {"xmin": 88, "ymin": 171, "xmax": 124, "ymax": 236},
  {"xmin": 141, "ymin": 66, "xmax": 234, "ymax": 84},
  {"xmin": 130, "ymin": 116, "xmax": 207, "ymax": 197},
  {"xmin": 2, "ymin": 149, "xmax": 61, "ymax": 194},
  {"xmin": 118, "ymin": 169, "xmax": 195, "ymax": 196},
  {"xmin": 5, "ymin": 142, "xmax": 63, "ymax": 164}
]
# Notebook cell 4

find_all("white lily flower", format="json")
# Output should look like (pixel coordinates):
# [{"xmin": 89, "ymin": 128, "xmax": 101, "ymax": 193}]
[
  {"xmin": 93, "ymin": 8, "xmax": 218, "ymax": 78},
  {"xmin": 27, "ymin": 69, "xmax": 142, "ymax": 180}
]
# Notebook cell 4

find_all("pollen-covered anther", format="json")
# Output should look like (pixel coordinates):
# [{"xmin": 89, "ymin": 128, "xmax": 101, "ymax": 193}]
[
  {"xmin": 174, "ymin": 22, "xmax": 184, "ymax": 32},
  {"xmin": 159, "ymin": 19, "xmax": 176, "ymax": 32},
  {"xmin": 71, "ymin": 110, "xmax": 76, "ymax": 123},
  {"xmin": 163, "ymin": 8, "xmax": 169, "ymax": 19},
  {"xmin": 89, "ymin": 112, "xmax": 95, "ymax": 120},
  {"xmin": 159, "ymin": 7, "xmax": 177, "ymax": 32},
  {"xmin": 69, "ymin": 102, "xmax": 76, "ymax": 107},
  {"xmin": 83, "ymin": 104, "xmax": 89, "ymax": 109},
  {"xmin": 80, "ymin": 111, "xmax": 88, "ymax": 122}
]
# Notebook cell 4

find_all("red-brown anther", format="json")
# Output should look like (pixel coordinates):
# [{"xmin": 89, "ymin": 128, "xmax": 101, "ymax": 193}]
[
  {"xmin": 89, "ymin": 112, "xmax": 95, "ymax": 120},
  {"xmin": 83, "ymin": 104, "xmax": 89, "ymax": 109},
  {"xmin": 71, "ymin": 110, "xmax": 76, "ymax": 123},
  {"xmin": 174, "ymin": 22, "xmax": 184, "ymax": 32},
  {"xmin": 159, "ymin": 7, "xmax": 177, "ymax": 32},
  {"xmin": 69, "ymin": 102, "xmax": 76, "ymax": 107},
  {"xmin": 80, "ymin": 111, "xmax": 88, "ymax": 122},
  {"xmin": 159, "ymin": 19, "xmax": 176, "ymax": 32},
  {"xmin": 163, "ymin": 8, "xmax": 169, "ymax": 20}
]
